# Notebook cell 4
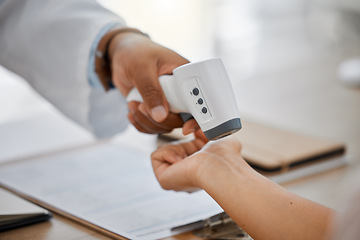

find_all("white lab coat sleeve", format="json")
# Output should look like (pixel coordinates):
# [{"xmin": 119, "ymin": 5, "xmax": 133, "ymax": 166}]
[{"xmin": 0, "ymin": 0, "xmax": 129, "ymax": 138}]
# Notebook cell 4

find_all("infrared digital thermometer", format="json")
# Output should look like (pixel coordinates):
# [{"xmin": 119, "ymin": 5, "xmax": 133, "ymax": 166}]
[{"xmin": 126, "ymin": 58, "xmax": 241, "ymax": 140}]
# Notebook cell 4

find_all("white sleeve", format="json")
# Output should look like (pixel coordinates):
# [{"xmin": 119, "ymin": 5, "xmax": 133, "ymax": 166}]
[{"xmin": 0, "ymin": 0, "xmax": 129, "ymax": 138}]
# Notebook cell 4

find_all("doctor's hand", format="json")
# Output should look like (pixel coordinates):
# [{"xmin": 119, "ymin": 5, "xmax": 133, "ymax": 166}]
[{"xmin": 107, "ymin": 30, "xmax": 199, "ymax": 135}]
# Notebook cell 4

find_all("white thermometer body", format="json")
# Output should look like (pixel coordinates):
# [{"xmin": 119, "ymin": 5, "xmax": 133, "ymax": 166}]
[{"xmin": 126, "ymin": 58, "xmax": 241, "ymax": 140}]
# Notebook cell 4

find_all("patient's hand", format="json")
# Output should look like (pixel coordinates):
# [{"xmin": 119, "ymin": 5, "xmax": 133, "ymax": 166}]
[
  {"xmin": 151, "ymin": 133, "xmax": 247, "ymax": 192},
  {"xmin": 152, "ymin": 133, "xmax": 335, "ymax": 240},
  {"xmin": 151, "ymin": 130, "xmax": 206, "ymax": 191}
]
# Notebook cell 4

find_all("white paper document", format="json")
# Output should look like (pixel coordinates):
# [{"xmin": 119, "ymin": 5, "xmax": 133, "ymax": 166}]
[
  {"xmin": 0, "ymin": 112, "xmax": 95, "ymax": 164},
  {"xmin": 0, "ymin": 143, "xmax": 223, "ymax": 239}
]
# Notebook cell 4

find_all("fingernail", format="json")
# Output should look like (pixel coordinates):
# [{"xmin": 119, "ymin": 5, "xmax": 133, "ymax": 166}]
[{"xmin": 151, "ymin": 105, "xmax": 167, "ymax": 122}]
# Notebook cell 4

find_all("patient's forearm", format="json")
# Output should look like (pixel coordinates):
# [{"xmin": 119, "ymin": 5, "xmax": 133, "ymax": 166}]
[{"xmin": 198, "ymin": 158, "xmax": 335, "ymax": 240}]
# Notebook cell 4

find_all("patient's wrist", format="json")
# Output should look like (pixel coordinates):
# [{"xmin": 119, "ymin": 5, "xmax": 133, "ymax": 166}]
[{"xmin": 196, "ymin": 154, "xmax": 256, "ymax": 193}]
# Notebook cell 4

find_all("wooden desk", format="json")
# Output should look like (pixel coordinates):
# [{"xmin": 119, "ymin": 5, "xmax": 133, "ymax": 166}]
[{"xmin": 0, "ymin": 214, "xmax": 204, "ymax": 240}]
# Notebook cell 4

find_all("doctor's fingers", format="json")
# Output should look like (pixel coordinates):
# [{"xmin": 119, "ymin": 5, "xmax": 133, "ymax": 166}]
[
  {"xmin": 128, "ymin": 102, "xmax": 183, "ymax": 134},
  {"xmin": 111, "ymin": 65, "xmax": 134, "ymax": 97},
  {"xmin": 127, "ymin": 111, "xmax": 180, "ymax": 134},
  {"xmin": 130, "ymin": 61, "xmax": 170, "ymax": 123},
  {"xmin": 182, "ymin": 119, "xmax": 201, "ymax": 136},
  {"xmin": 114, "ymin": 59, "xmax": 169, "ymax": 123},
  {"xmin": 155, "ymin": 46, "xmax": 189, "ymax": 76},
  {"xmin": 112, "ymin": 63, "xmax": 168, "ymax": 127}
]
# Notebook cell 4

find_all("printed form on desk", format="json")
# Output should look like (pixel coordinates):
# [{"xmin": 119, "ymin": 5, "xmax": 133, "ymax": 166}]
[{"xmin": 0, "ymin": 143, "xmax": 223, "ymax": 239}]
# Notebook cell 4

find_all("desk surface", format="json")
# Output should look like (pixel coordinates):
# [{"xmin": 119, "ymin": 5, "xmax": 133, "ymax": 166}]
[
  {"xmin": 0, "ymin": 167, "xmax": 349, "ymax": 240},
  {"xmin": 0, "ymin": 214, "xmax": 202, "ymax": 240}
]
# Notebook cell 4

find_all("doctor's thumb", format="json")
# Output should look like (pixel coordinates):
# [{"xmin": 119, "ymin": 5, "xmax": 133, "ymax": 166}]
[{"xmin": 140, "ymin": 84, "xmax": 169, "ymax": 123}]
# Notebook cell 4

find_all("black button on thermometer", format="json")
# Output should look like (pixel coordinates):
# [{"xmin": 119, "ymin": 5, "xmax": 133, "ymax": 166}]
[{"xmin": 192, "ymin": 88, "xmax": 200, "ymax": 96}]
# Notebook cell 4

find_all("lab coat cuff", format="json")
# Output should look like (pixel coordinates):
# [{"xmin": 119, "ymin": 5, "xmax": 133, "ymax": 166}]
[{"xmin": 87, "ymin": 22, "xmax": 122, "ymax": 89}]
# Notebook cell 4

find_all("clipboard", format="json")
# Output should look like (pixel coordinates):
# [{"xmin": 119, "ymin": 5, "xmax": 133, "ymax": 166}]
[{"xmin": 174, "ymin": 212, "xmax": 253, "ymax": 239}]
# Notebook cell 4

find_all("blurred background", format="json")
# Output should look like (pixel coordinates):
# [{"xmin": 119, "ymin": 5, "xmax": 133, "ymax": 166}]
[{"xmin": 1, "ymin": 0, "xmax": 359, "ymax": 167}]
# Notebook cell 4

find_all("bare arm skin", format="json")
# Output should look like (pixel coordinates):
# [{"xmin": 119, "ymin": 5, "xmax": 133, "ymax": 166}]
[{"xmin": 151, "ymin": 136, "xmax": 335, "ymax": 240}]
